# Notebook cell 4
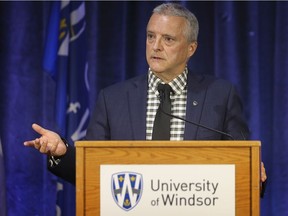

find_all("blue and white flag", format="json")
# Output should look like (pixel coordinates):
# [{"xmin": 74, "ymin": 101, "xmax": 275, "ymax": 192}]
[
  {"xmin": 43, "ymin": 1, "xmax": 89, "ymax": 215},
  {"xmin": 0, "ymin": 138, "xmax": 6, "ymax": 216}
]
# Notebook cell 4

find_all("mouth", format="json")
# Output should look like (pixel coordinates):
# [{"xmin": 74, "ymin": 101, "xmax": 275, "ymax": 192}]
[{"xmin": 151, "ymin": 56, "xmax": 164, "ymax": 60}]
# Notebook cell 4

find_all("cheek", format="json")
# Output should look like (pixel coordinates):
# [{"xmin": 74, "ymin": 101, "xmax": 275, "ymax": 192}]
[
  {"xmin": 146, "ymin": 46, "xmax": 150, "ymax": 61},
  {"xmin": 146, "ymin": 43, "xmax": 152, "ymax": 54},
  {"xmin": 167, "ymin": 47, "xmax": 185, "ymax": 60},
  {"xmin": 172, "ymin": 47, "xmax": 189, "ymax": 60}
]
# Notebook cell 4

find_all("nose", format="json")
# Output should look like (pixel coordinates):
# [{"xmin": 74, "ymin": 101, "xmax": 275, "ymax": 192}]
[{"xmin": 153, "ymin": 37, "xmax": 163, "ymax": 51}]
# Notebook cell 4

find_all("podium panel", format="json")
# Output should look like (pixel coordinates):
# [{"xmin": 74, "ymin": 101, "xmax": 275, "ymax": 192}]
[{"xmin": 75, "ymin": 141, "xmax": 260, "ymax": 216}]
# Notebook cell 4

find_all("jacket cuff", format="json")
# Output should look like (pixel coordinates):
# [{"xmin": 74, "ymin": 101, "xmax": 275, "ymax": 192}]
[{"xmin": 48, "ymin": 138, "xmax": 69, "ymax": 168}]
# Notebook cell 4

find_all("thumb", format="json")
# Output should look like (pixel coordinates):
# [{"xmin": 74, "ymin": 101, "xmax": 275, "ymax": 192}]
[{"xmin": 32, "ymin": 123, "xmax": 47, "ymax": 136}]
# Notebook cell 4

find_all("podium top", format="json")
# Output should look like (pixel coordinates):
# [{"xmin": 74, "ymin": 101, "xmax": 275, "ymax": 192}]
[{"xmin": 75, "ymin": 140, "xmax": 261, "ymax": 148}]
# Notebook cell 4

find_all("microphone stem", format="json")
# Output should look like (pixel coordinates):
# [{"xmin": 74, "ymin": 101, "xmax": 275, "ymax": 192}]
[{"xmin": 160, "ymin": 107, "xmax": 234, "ymax": 140}]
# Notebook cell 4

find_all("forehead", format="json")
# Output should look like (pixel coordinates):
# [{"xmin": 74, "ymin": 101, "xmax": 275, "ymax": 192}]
[{"xmin": 147, "ymin": 14, "xmax": 187, "ymax": 36}]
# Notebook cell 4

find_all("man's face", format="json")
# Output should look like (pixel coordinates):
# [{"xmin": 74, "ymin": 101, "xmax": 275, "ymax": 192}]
[{"xmin": 146, "ymin": 14, "xmax": 197, "ymax": 82}]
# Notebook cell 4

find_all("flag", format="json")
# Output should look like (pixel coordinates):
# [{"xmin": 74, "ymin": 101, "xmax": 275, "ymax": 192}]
[
  {"xmin": 0, "ymin": 138, "xmax": 6, "ymax": 216},
  {"xmin": 43, "ymin": 1, "xmax": 90, "ymax": 215}
]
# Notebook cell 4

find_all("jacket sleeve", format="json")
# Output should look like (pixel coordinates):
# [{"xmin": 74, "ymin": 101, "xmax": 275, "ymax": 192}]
[
  {"xmin": 47, "ymin": 140, "xmax": 76, "ymax": 185},
  {"xmin": 223, "ymin": 85, "xmax": 250, "ymax": 140}
]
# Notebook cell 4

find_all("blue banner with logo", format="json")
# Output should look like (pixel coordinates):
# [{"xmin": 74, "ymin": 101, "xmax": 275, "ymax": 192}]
[{"xmin": 43, "ymin": 1, "xmax": 89, "ymax": 215}]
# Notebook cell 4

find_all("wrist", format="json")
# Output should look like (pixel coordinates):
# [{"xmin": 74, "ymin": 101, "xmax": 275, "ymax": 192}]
[{"xmin": 48, "ymin": 137, "xmax": 69, "ymax": 168}]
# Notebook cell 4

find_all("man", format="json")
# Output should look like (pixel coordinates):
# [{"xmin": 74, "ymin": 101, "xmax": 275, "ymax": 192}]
[{"xmin": 24, "ymin": 3, "xmax": 267, "ymax": 185}]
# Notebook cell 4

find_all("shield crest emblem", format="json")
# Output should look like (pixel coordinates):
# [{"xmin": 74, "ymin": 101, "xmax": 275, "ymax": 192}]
[{"xmin": 111, "ymin": 172, "xmax": 143, "ymax": 211}]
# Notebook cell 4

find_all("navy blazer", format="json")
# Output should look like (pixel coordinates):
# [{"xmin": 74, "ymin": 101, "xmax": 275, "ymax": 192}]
[
  {"xmin": 49, "ymin": 71, "xmax": 249, "ymax": 184},
  {"xmin": 86, "ymin": 72, "xmax": 249, "ymax": 140}
]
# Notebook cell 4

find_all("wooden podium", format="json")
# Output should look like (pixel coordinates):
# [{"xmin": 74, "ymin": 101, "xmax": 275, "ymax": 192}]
[{"xmin": 75, "ymin": 141, "xmax": 261, "ymax": 216}]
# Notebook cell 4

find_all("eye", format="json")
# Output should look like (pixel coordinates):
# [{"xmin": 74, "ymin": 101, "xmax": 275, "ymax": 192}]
[
  {"xmin": 164, "ymin": 36, "xmax": 175, "ymax": 45},
  {"xmin": 165, "ymin": 37, "xmax": 173, "ymax": 41},
  {"xmin": 147, "ymin": 33, "xmax": 155, "ymax": 42}
]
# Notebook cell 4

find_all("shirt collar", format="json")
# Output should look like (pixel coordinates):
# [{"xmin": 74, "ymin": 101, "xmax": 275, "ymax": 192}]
[{"xmin": 148, "ymin": 67, "xmax": 188, "ymax": 95}]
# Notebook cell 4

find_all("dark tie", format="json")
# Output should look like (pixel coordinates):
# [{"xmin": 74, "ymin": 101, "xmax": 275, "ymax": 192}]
[{"xmin": 152, "ymin": 83, "xmax": 172, "ymax": 140}]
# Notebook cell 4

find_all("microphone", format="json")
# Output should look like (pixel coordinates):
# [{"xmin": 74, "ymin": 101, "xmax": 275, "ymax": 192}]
[
  {"xmin": 160, "ymin": 107, "xmax": 234, "ymax": 140},
  {"xmin": 157, "ymin": 90, "xmax": 234, "ymax": 140}
]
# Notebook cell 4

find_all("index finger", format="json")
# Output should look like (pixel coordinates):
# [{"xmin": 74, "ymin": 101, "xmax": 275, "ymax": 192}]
[
  {"xmin": 23, "ymin": 140, "xmax": 36, "ymax": 146},
  {"xmin": 32, "ymin": 123, "xmax": 47, "ymax": 136}
]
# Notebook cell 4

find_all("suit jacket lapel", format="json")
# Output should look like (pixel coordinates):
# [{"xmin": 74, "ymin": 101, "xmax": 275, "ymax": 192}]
[
  {"xmin": 128, "ymin": 75, "xmax": 148, "ymax": 140},
  {"xmin": 125, "ymin": 72, "xmax": 207, "ymax": 140},
  {"xmin": 184, "ymin": 73, "xmax": 206, "ymax": 140}
]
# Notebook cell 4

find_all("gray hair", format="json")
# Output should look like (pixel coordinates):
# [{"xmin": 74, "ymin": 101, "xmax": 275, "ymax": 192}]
[{"xmin": 153, "ymin": 3, "xmax": 199, "ymax": 42}]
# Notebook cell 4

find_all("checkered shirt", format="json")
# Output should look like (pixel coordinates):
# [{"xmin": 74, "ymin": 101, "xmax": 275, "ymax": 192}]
[{"xmin": 146, "ymin": 68, "xmax": 188, "ymax": 140}]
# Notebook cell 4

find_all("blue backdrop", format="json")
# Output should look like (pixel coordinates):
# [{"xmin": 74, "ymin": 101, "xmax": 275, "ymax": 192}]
[{"xmin": 0, "ymin": 1, "xmax": 287, "ymax": 215}]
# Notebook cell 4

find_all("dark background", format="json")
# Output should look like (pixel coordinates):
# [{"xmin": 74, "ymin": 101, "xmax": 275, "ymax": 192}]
[{"xmin": 0, "ymin": 1, "xmax": 287, "ymax": 215}]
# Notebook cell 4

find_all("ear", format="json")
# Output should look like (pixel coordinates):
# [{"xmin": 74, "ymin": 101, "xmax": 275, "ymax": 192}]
[{"xmin": 187, "ymin": 42, "xmax": 198, "ymax": 58}]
